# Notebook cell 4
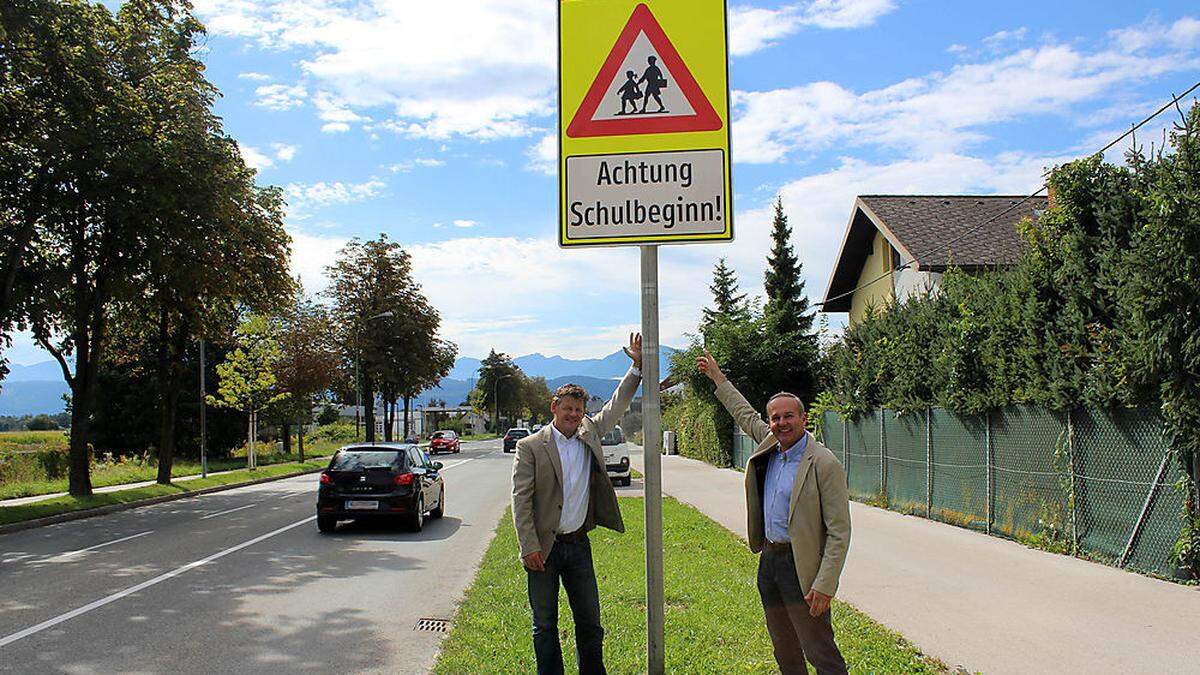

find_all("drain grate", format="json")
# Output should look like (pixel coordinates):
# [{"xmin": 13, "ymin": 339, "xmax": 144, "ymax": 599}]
[{"xmin": 414, "ymin": 617, "xmax": 451, "ymax": 633}]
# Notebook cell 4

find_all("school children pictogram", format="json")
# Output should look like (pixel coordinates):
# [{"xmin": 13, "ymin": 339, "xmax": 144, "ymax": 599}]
[{"xmin": 566, "ymin": 3, "xmax": 722, "ymax": 138}]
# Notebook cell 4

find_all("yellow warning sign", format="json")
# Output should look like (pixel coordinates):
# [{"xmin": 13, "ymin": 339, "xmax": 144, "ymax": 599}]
[{"xmin": 559, "ymin": 0, "xmax": 732, "ymax": 247}]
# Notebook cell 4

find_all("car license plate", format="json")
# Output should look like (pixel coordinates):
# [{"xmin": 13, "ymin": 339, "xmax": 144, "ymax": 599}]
[{"xmin": 345, "ymin": 500, "xmax": 378, "ymax": 510}]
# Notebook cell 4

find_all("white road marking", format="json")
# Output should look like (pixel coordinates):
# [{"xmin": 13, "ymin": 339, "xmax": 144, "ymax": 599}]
[
  {"xmin": 199, "ymin": 504, "xmax": 256, "ymax": 520},
  {"xmin": 0, "ymin": 516, "xmax": 315, "ymax": 649},
  {"xmin": 56, "ymin": 531, "xmax": 154, "ymax": 558}
]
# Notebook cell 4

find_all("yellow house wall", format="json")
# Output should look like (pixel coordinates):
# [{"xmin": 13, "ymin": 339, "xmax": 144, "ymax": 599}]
[{"xmin": 849, "ymin": 231, "xmax": 895, "ymax": 325}]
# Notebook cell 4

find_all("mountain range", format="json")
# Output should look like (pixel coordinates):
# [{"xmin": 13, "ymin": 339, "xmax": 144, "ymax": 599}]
[{"xmin": 0, "ymin": 346, "xmax": 679, "ymax": 415}]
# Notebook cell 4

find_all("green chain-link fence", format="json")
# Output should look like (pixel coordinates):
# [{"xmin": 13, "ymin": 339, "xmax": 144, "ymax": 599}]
[
  {"xmin": 732, "ymin": 427, "xmax": 755, "ymax": 470},
  {"xmin": 884, "ymin": 412, "xmax": 926, "ymax": 515},
  {"xmin": 813, "ymin": 404, "xmax": 1188, "ymax": 577},
  {"xmin": 930, "ymin": 409, "xmax": 988, "ymax": 531},
  {"xmin": 845, "ymin": 410, "xmax": 882, "ymax": 502}
]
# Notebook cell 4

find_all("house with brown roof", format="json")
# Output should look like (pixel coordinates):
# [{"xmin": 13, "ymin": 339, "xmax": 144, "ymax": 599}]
[{"xmin": 822, "ymin": 195, "xmax": 1048, "ymax": 324}]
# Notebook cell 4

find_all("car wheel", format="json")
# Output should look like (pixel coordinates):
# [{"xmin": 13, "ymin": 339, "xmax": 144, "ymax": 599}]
[
  {"xmin": 317, "ymin": 515, "xmax": 337, "ymax": 533},
  {"xmin": 430, "ymin": 487, "xmax": 445, "ymax": 518},
  {"xmin": 408, "ymin": 494, "xmax": 425, "ymax": 532}
]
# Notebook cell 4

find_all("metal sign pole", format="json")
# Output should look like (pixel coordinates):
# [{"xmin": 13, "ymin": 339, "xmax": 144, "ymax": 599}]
[{"xmin": 640, "ymin": 244, "xmax": 664, "ymax": 675}]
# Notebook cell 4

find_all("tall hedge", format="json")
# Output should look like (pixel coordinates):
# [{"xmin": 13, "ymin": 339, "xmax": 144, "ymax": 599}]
[{"xmin": 824, "ymin": 102, "xmax": 1200, "ymax": 572}]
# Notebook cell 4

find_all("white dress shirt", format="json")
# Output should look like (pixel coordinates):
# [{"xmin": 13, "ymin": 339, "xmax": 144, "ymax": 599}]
[{"xmin": 552, "ymin": 423, "xmax": 590, "ymax": 533}]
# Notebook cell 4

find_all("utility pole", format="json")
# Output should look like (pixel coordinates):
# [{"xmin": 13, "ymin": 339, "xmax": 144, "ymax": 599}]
[
  {"xmin": 199, "ymin": 339, "xmax": 207, "ymax": 479},
  {"xmin": 494, "ymin": 373, "xmax": 513, "ymax": 436}
]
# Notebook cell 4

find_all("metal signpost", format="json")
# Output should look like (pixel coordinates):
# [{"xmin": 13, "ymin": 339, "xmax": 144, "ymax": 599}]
[{"xmin": 559, "ymin": 2, "xmax": 731, "ymax": 671}]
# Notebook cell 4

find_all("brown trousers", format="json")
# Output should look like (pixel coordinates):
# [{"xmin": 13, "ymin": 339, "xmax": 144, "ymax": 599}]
[{"xmin": 757, "ymin": 547, "xmax": 848, "ymax": 675}]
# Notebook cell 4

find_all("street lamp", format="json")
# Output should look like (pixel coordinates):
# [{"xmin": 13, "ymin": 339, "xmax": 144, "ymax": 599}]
[
  {"xmin": 356, "ymin": 310, "xmax": 395, "ymax": 441},
  {"xmin": 494, "ymin": 373, "xmax": 513, "ymax": 437}
]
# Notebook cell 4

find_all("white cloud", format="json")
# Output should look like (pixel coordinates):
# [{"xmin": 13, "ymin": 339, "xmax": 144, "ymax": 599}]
[
  {"xmin": 239, "ymin": 145, "xmax": 274, "ymax": 170},
  {"xmin": 982, "ymin": 27, "xmax": 1028, "ymax": 50},
  {"xmin": 321, "ymin": 122, "xmax": 350, "ymax": 134},
  {"xmin": 386, "ymin": 158, "xmax": 445, "ymax": 173},
  {"xmin": 287, "ymin": 228, "xmax": 349, "ymax": 294},
  {"xmin": 254, "ymin": 83, "xmax": 307, "ymax": 111},
  {"xmin": 525, "ymin": 134, "xmax": 556, "ymax": 175},
  {"xmin": 733, "ymin": 23, "xmax": 1200, "ymax": 163},
  {"xmin": 284, "ymin": 179, "xmax": 387, "ymax": 214},
  {"xmin": 452, "ymin": 219, "xmax": 478, "ymax": 228},
  {"xmin": 272, "ymin": 143, "xmax": 299, "ymax": 162},
  {"xmin": 237, "ymin": 71, "xmax": 272, "ymax": 81},
  {"xmin": 730, "ymin": 0, "xmax": 898, "ymax": 56},
  {"xmin": 195, "ymin": 0, "xmax": 557, "ymax": 140},
  {"xmin": 1112, "ymin": 16, "xmax": 1200, "ymax": 53}
]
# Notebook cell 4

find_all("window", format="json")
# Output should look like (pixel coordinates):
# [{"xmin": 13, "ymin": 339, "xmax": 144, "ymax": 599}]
[{"xmin": 331, "ymin": 450, "xmax": 404, "ymax": 471}]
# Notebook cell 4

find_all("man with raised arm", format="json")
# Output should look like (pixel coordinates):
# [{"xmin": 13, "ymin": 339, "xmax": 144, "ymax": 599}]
[
  {"xmin": 511, "ymin": 333, "xmax": 642, "ymax": 675},
  {"xmin": 697, "ymin": 348, "xmax": 851, "ymax": 675}
]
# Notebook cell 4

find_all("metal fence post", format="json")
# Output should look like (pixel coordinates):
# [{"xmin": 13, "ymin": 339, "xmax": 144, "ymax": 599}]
[
  {"xmin": 843, "ymin": 418, "xmax": 850, "ymax": 488},
  {"xmin": 1067, "ymin": 408, "xmax": 1078, "ymax": 556},
  {"xmin": 985, "ymin": 410, "xmax": 993, "ymax": 535},
  {"xmin": 1120, "ymin": 449, "xmax": 1173, "ymax": 568},
  {"xmin": 880, "ymin": 407, "xmax": 887, "ymax": 504},
  {"xmin": 926, "ymin": 407, "xmax": 933, "ymax": 519}
]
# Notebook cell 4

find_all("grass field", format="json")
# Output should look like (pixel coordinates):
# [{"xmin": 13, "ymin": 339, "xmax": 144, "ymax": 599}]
[
  {"xmin": 0, "ymin": 430, "xmax": 342, "ymax": 500},
  {"xmin": 433, "ymin": 498, "xmax": 946, "ymax": 674},
  {"xmin": 0, "ymin": 458, "xmax": 328, "ymax": 526}
]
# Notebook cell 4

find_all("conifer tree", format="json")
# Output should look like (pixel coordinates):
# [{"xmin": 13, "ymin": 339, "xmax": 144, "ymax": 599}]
[
  {"xmin": 763, "ymin": 198, "xmax": 813, "ymax": 336},
  {"xmin": 702, "ymin": 257, "xmax": 749, "ymax": 326}
]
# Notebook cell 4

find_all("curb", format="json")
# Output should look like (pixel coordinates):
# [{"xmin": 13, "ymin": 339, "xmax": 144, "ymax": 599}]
[{"xmin": 0, "ymin": 465, "xmax": 325, "ymax": 536}]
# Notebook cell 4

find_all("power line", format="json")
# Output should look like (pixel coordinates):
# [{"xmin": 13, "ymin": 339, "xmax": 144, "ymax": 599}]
[{"xmin": 817, "ymin": 79, "xmax": 1200, "ymax": 310}]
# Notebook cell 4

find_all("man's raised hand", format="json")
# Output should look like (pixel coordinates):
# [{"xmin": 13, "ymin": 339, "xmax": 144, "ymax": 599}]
[
  {"xmin": 696, "ymin": 348, "xmax": 727, "ymax": 385},
  {"xmin": 623, "ymin": 332, "xmax": 643, "ymax": 370}
]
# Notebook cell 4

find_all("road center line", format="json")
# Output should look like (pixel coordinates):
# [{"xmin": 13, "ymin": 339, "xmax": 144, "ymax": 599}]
[
  {"xmin": 0, "ymin": 516, "xmax": 315, "ymax": 650},
  {"xmin": 57, "ymin": 530, "xmax": 154, "ymax": 558},
  {"xmin": 199, "ymin": 504, "xmax": 256, "ymax": 520}
]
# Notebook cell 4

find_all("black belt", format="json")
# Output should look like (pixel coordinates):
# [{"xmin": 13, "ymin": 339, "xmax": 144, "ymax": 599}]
[
  {"xmin": 763, "ymin": 540, "xmax": 791, "ymax": 553},
  {"xmin": 555, "ymin": 528, "xmax": 588, "ymax": 544}
]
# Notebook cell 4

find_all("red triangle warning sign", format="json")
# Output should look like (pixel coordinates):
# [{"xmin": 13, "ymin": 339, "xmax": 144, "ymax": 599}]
[{"xmin": 566, "ymin": 3, "xmax": 723, "ymax": 139}]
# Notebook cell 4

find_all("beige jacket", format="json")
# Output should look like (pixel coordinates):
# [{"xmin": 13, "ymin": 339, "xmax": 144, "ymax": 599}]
[
  {"xmin": 715, "ymin": 380, "xmax": 852, "ymax": 597},
  {"xmin": 511, "ymin": 368, "xmax": 641, "ymax": 560}
]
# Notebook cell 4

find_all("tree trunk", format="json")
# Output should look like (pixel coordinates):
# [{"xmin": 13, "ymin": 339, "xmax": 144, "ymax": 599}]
[
  {"xmin": 155, "ymin": 312, "xmax": 187, "ymax": 485},
  {"xmin": 382, "ymin": 398, "xmax": 392, "ymax": 442},
  {"xmin": 282, "ymin": 422, "xmax": 292, "ymax": 456},
  {"xmin": 247, "ymin": 411, "xmax": 254, "ymax": 469},
  {"xmin": 403, "ymin": 395, "xmax": 412, "ymax": 439},
  {"xmin": 297, "ymin": 419, "xmax": 305, "ymax": 463}
]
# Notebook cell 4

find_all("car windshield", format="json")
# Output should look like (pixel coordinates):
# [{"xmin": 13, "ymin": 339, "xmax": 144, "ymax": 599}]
[
  {"xmin": 331, "ymin": 450, "xmax": 404, "ymax": 471},
  {"xmin": 432, "ymin": 432, "xmax": 447, "ymax": 439},
  {"xmin": 507, "ymin": 429, "xmax": 529, "ymax": 437},
  {"xmin": 601, "ymin": 429, "xmax": 624, "ymax": 445}
]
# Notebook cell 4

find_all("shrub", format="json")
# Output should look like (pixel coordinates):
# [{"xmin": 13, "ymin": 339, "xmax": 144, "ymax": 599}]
[{"xmin": 26, "ymin": 415, "xmax": 60, "ymax": 431}]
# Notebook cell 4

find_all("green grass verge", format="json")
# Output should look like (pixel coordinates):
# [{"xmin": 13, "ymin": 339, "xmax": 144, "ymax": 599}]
[
  {"xmin": 461, "ymin": 432, "xmax": 500, "ymax": 441},
  {"xmin": 434, "ymin": 497, "xmax": 946, "ymax": 674},
  {"xmin": 0, "ymin": 459, "xmax": 329, "ymax": 526},
  {"xmin": 0, "ymin": 439, "xmax": 340, "ymax": 501}
]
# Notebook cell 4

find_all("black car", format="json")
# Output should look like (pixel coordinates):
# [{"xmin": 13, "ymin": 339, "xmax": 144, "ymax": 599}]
[
  {"xmin": 316, "ymin": 443, "xmax": 445, "ymax": 533},
  {"xmin": 503, "ymin": 427, "xmax": 531, "ymax": 453}
]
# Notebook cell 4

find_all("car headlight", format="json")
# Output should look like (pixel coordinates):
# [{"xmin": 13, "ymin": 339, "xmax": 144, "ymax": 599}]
[{"xmin": 620, "ymin": 456, "xmax": 629, "ymax": 467}]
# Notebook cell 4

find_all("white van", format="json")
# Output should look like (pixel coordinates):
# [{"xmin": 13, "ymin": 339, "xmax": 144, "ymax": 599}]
[{"xmin": 601, "ymin": 425, "xmax": 631, "ymax": 486}]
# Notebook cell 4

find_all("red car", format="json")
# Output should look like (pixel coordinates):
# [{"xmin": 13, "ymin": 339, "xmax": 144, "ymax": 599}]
[{"xmin": 430, "ymin": 430, "xmax": 460, "ymax": 454}]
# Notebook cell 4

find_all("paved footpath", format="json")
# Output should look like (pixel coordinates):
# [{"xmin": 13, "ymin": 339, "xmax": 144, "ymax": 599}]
[{"xmin": 632, "ymin": 451, "xmax": 1200, "ymax": 674}]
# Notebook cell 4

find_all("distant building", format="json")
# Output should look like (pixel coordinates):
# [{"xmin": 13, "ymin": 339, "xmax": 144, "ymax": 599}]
[
  {"xmin": 420, "ymin": 405, "xmax": 487, "ymax": 436},
  {"xmin": 823, "ymin": 195, "xmax": 1048, "ymax": 325}
]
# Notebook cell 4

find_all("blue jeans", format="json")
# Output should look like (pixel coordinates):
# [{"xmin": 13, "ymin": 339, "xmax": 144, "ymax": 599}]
[{"xmin": 526, "ymin": 536, "xmax": 606, "ymax": 675}]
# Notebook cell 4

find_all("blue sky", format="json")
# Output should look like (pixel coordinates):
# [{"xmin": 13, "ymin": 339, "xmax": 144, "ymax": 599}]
[{"xmin": 8, "ymin": 0, "xmax": 1200, "ymax": 366}]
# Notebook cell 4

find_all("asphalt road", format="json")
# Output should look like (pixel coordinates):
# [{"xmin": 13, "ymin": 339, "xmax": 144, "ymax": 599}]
[{"xmin": 0, "ymin": 439, "xmax": 514, "ymax": 674}]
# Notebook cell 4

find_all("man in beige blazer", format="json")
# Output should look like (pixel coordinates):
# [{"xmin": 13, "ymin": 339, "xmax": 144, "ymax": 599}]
[
  {"xmin": 512, "ymin": 333, "xmax": 642, "ymax": 675},
  {"xmin": 699, "ymin": 349, "xmax": 851, "ymax": 675}
]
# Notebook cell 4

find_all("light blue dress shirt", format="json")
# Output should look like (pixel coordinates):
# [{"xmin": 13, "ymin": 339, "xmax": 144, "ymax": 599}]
[{"xmin": 763, "ymin": 433, "xmax": 808, "ymax": 543}]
